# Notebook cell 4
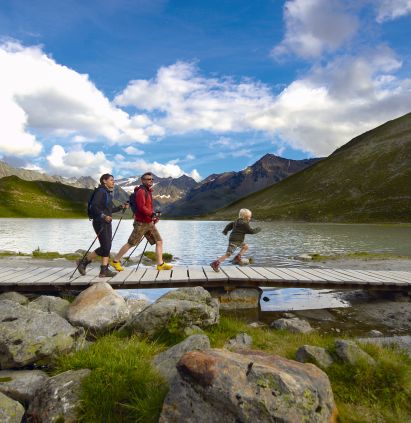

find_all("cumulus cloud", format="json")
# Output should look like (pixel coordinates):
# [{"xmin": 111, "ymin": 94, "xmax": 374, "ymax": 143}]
[
  {"xmin": 46, "ymin": 145, "xmax": 112, "ymax": 178},
  {"xmin": 272, "ymin": 0, "xmax": 358, "ymax": 59},
  {"xmin": 0, "ymin": 41, "xmax": 164, "ymax": 157},
  {"xmin": 375, "ymin": 0, "xmax": 411, "ymax": 22},
  {"xmin": 124, "ymin": 146, "xmax": 144, "ymax": 155},
  {"xmin": 117, "ymin": 158, "xmax": 202, "ymax": 181}
]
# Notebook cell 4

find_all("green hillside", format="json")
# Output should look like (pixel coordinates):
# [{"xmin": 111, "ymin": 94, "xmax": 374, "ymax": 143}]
[
  {"xmin": 211, "ymin": 113, "xmax": 411, "ymax": 223},
  {"xmin": 0, "ymin": 175, "xmax": 93, "ymax": 218}
]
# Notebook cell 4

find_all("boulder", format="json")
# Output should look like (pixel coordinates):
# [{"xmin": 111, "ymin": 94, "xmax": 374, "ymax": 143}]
[
  {"xmin": 153, "ymin": 335, "xmax": 211, "ymax": 383},
  {"xmin": 122, "ymin": 287, "xmax": 219, "ymax": 336},
  {"xmin": 335, "ymin": 340, "xmax": 376, "ymax": 366},
  {"xmin": 224, "ymin": 333, "xmax": 253, "ymax": 351},
  {"xmin": 160, "ymin": 349, "xmax": 337, "ymax": 423},
  {"xmin": 356, "ymin": 335, "xmax": 411, "ymax": 358},
  {"xmin": 67, "ymin": 282, "xmax": 129, "ymax": 333},
  {"xmin": 296, "ymin": 345, "xmax": 334, "ymax": 369},
  {"xmin": 271, "ymin": 317, "xmax": 314, "ymax": 334},
  {"xmin": 210, "ymin": 288, "xmax": 261, "ymax": 310},
  {"xmin": 0, "ymin": 370, "xmax": 48, "ymax": 404},
  {"xmin": 367, "ymin": 330, "xmax": 383, "ymax": 338},
  {"xmin": 0, "ymin": 391, "xmax": 24, "ymax": 423},
  {"xmin": 183, "ymin": 325, "xmax": 204, "ymax": 337},
  {"xmin": 27, "ymin": 369, "xmax": 91, "ymax": 423},
  {"xmin": 0, "ymin": 292, "xmax": 28, "ymax": 305},
  {"xmin": 126, "ymin": 298, "xmax": 149, "ymax": 317},
  {"xmin": 28, "ymin": 295, "xmax": 70, "ymax": 318},
  {"xmin": 0, "ymin": 300, "xmax": 85, "ymax": 369}
]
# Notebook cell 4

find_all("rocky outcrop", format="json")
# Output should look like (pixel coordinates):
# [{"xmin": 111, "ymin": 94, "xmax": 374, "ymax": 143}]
[
  {"xmin": 27, "ymin": 295, "xmax": 70, "ymax": 318},
  {"xmin": 27, "ymin": 369, "xmax": 91, "ymax": 423},
  {"xmin": 296, "ymin": 345, "xmax": 334, "ymax": 369},
  {"xmin": 356, "ymin": 335, "xmax": 411, "ymax": 358},
  {"xmin": 126, "ymin": 298, "xmax": 149, "ymax": 317},
  {"xmin": 0, "ymin": 391, "xmax": 24, "ymax": 423},
  {"xmin": 210, "ymin": 288, "xmax": 261, "ymax": 310},
  {"xmin": 335, "ymin": 340, "xmax": 376, "ymax": 366},
  {"xmin": 224, "ymin": 333, "xmax": 253, "ymax": 351},
  {"xmin": 153, "ymin": 335, "xmax": 211, "ymax": 383},
  {"xmin": 122, "ymin": 287, "xmax": 219, "ymax": 337},
  {"xmin": 0, "ymin": 292, "xmax": 28, "ymax": 305},
  {"xmin": 271, "ymin": 317, "xmax": 314, "ymax": 334},
  {"xmin": 0, "ymin": 370, "xmax": 48, "ymax": 404},
  {"xmin": 0, "ymin": 300, "xmax": 85, "ymax": 369},
  {"xmin": 67, "ymin": 282, "xmax": 129, "ymax": 333},
  {"xmin": 160, "ymin": 349, "xmax": 337, "ymax": 423}
]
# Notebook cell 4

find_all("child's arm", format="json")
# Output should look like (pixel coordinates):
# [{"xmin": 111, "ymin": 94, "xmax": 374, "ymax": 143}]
[
  {"xmin": 243, "ymin": 222, "xmax": 261, "ymax": 234},
  {"xmin": 222, "ymin": 222, "xmax": 234, "ymax": 235}
]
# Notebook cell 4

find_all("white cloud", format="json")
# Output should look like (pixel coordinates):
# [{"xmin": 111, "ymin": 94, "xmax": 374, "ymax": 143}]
[
  {"xmin": 0, "ymin": 41, "xmax": 164, "ymax": 157},
  {"xmin": 272, "ymin": 0, "xmax": 358, "ymax": 59},
  {"xmin": 185, "ymin": 153, "xmax": 195, "ymax": 160},
  {"xmin": 375, "ymin": 0, "xmax": 411, "ymax": 22},
  {"xmin": 124, "ymin": 146, "xmax": 144, "ymax": 155},
  {"xmin": 46, "ymin": 145, "xmax": 112, "ymax": 178},
  {"xmin": 117, "ymin": 158, "xmax": 202, "ymax": 181}
]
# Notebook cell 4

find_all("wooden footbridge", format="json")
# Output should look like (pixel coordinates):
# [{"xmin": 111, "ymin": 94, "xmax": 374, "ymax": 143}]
[{"xmin": 0, "ymin": 265, "xmax": 410, "ymax": 293}]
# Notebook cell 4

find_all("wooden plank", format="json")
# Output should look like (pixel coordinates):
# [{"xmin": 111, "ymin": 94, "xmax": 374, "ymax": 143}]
[
  {"xmin": 4, "ymin": 267, "xmax": 46, "ymax": 283},
  {"xmin": 264, "ymin": 267, "xmax": 300, "ymax": 281},
  {"xmin": 237, "ymin": 266, "xmax": 268, "ymax": 282},
  {"xmin": 0, "ymin": 268, "xmax": 29, "ymax": 281},
  {"xmin": 122, "ymin": 268, "xmax": 146, "ymax": 285},
  {"xmin": 326, "ymin": 268, "xmax": 372, "ymax": 282},
  {"xmin": 0, "ymin": 267, "xmax": 36, "ymax": 282},
  {"xmin": 106, "ymin": 268, "xmax": 135, "ymax": 284},
  {"xmin": 301, "ymin": 268, "xmax": 346, "ymax": 283},
  {"xmin": 188, "ymin": 266, "xmax": 207, "ymax": 283},
  {"xmin": 375, "ymin": 271, "xmax": 410, "ymax": 283},
  {"xmin": 171, "ymin": 266, "xmax": 189, "ymax": 283},
  {"xmin": 335, "ymin": 269, "xmax": 385, "ymax": 285},
  {"xmin": 278, "ymin": 267, "xmax": 315, "ymax": 281},
  {"xmin": 155, "ymin": 270, "xmax": 172, "ymax": 284},
  {"xmin": 365, "ymin": 270, "xmax": 410, "ymax": 283},
  {"xmin": 38, "ymin": 268, "xmax": 74, "ymax": 284},
  {"xmin": 220, "ymin": 266, "xmax": 250, "ymax": 281},
  {"xmin": 252, "ymin": 267, "xmax": 288, "ymax": 281},
  {"xmin": 203, "ymin": 266, "xmax": 228, "ymax": 282},
  {"xmin": 16, "ymin": 267, "xmax": 67, "ymax": 285},
  {"xmin": 70, "ymin": 267, "xmax": 100, "ymax": 286},
  {"xmin": 140, "ymin": 268, "xmax": 159, "ymax": 285},
  {"xmin": 283, "ymin": 267, "xmax": 322, "ymax": 281},
  {"xmin": 346, "ymin": 269, "xmax": 399, "ymax": 284}
]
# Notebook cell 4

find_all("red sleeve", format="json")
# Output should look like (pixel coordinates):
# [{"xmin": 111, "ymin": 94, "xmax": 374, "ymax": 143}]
[{"xmin": 136, "ymin": 188, "xmax": 152, "ymax": 217}]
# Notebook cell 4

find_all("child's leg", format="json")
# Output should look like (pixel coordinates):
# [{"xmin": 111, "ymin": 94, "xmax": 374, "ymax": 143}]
[
  {"xmin": 237, "ymin": 244, "xmax": 248, "ymax": 258},
  {"xmin": 217, "ymin": 253, "xmax": 230, "ymax": 263}
]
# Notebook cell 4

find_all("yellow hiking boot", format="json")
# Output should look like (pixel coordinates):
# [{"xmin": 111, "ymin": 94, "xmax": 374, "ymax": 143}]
[
  {"xmin": 109, "ymin": 259, "xmax": 124, "ymax": 272},
  {"xmin": 157, "ymin": 262, "xmax": 173, "ymax": 271}
]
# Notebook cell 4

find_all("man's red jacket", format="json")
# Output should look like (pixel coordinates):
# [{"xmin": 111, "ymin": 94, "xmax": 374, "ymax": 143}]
[{"xmin": 133, "ymin": 185, "xmax": 153, "ymax": 223}]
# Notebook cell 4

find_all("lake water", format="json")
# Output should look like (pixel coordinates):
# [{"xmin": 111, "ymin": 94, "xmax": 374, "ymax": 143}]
[{"xmin": 1, "ymin": 219, "xmax": 410, "ymax": 311}]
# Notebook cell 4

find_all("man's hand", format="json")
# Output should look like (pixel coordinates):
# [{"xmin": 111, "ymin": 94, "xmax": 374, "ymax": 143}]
[
  {"xmin": 104, "ymin": 215, "xmax": 112, "ymax": 223},
  {"xmin": 123, "ymin": 202, "xmax": 129, "ymax": 209}
]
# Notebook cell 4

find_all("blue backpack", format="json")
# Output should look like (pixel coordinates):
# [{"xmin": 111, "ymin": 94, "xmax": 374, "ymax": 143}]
[
  {"xmin": 87, "ymin": 187, "xmax": 109, "ymax": 220},
  {"xmin": 129, "ymin": 185, "xmax": 149, "ymax": 215}
]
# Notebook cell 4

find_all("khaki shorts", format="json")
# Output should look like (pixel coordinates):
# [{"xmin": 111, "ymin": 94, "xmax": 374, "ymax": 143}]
[
  {"xmin": 226, "ymin": 241, "xmax": 245, "ymax": 256},
  {"xmin": 128, "ymin": 221, "xmax": 162, "ymax": 246}
]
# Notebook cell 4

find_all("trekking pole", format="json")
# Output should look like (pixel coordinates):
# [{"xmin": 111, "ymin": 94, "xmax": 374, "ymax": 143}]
[
  {"xmin": 111, "ymin": 203, "xmax": 128, "ymax": 242},
  {"xmin": 134, "ymin": 239, "xmax": 149, "ymax": 273},
  {"xmin": 69, "ymin": 228, "xmax": 103, "ymax": 279},
  {"xmin": 121, "ymin": 236, "xmax": 144, "ymax": 267}
]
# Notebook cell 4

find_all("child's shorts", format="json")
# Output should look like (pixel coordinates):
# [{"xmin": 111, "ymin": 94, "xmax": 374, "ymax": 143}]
[{"xmin": 226, "ymin": 241, "xmax": 245, "ymax": 256}]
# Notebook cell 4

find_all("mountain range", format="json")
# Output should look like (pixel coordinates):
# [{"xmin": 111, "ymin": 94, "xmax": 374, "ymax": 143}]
[{"xmin": 211, "ymin": 112, "xmax": 411, "ymax": 222}]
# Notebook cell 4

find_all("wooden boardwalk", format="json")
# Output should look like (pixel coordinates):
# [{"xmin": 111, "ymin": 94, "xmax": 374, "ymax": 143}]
[{"xmin": 0, "ymin": 266, "xmax": 410, "ymax": 293}]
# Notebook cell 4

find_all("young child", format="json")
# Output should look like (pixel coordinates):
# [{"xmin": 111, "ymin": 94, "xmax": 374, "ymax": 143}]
[{"xmin": 210, "ymin": 208, "xmax": 261, "ymax": 272}]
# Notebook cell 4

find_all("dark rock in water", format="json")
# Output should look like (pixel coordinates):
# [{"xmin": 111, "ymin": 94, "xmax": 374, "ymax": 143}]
[
  {"xmin": 159, "ymin": 349, "xmax": 337, "ymax": 422},
  {"xmin": 262, "ymin": 296, "xmax": 269, "ymax": 302}
]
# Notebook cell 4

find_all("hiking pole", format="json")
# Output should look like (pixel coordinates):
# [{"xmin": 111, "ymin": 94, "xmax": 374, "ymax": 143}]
[
  {"xmin": 121, "ymin": 236, "xmax": 144, "ymax": 267},
  {"xmin": 134, "ymin": 238, "xmax": 149, "ymax": 273},
  {"xmin": 69, "ymin": 227, "xmax": 103, "ymax": 279},
  {"xmin": 111, "ymin": 203, "xmax": 128, "ymax": 242}
]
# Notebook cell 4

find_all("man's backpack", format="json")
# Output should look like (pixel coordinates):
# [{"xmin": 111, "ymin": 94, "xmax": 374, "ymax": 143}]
[
  {"xmin": 129, "ymin": 185, "xmax": 149, "ymax": 215},
  {"xmin": 87, "ymin": 187, "xmax": 109, "ymax": 220}
]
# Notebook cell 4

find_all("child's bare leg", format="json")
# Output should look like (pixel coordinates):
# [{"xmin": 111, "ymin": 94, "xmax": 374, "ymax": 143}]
[
  {"xmin": 237, "ymin": 244, "xmax": 248, "ymax": 258},
  {"xmin": 217, "ymin": 253, "xmax": 230, "ymax": 263}
]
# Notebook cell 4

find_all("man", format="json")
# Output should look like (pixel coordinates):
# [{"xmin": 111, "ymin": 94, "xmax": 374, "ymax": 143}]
[
  {"xmin": 77, "ymin": 173, "xmax": 128, "ymax": 277},
  {"xmin": 110, "ymin": 172, "xmax": 173, "ymax": 271}
]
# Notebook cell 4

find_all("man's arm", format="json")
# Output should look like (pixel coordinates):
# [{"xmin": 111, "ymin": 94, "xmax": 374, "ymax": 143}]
[{"xmin": 136, "ymin": 188, "xmax": 152, "ymax": 217}]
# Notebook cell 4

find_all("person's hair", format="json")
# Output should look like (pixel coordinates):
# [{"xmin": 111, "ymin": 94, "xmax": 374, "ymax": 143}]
[
  {"xmin": 100, "ymin": 173, "xmax": 114, "ymax": 184},
  {"xmin": 141, "ymin": 172, "xmax": 153, "ymax": 181},
  {"xmin": 239, "ymin": 208, "xmax": 251, "ymax": 219}
]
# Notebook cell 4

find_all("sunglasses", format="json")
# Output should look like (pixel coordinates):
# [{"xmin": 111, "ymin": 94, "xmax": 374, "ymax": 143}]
[{"xmin": 144, "ymin": 178, "xmax": 154, "ymax": 181}]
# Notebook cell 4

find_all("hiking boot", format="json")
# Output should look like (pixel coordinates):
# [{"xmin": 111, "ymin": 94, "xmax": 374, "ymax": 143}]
[
  {"xmin": 99, "ymin": 265, "xmax": 117, "ymax": 278},
  {"xmin": 157, "ymin": 262, "xmax": 173, "ymax": 271},
  {"xmin": 210, "ymin": 260, "xmax": 220, "ymax": 272},
  {"xmin": 109, "ymin": 259, "xmax": 124, "ymax": 272},
  {"xmin": 233, "ymin": 255, "xmax": 249, "ymax": 266},
  {"xmin": 76, "ymin": 258, "xmax": 91, "ymax": 276}
]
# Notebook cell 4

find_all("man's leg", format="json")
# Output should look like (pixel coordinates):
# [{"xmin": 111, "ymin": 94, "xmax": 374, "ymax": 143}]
[
  {"xmin": 152, "ymin": 228, "xmax": 172, "ymax": 270},
  {"xmin": 113, "ymin": 243, "xmax": 133, "ymax": 262}
]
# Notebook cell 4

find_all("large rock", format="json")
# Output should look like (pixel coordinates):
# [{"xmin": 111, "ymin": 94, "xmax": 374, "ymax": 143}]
[
  {"xmin": 224, "ymin": 333, "xmax": 253, "ymax": 351},
  {"xmin": 0, "ymin": 370, "xmax": 48, "ymax": 404},
  {"xmin": 160, "ymin": 349, "xmax": 337, "ymax": 423},
  {"xmin": 67, "ymin": 282, "xmax": 129, "ymax": 333},
  {"xmin": 271, "ymin": 317, "xmax": 314, "ymax": 334},
  {"xmin": 0, "ymin": 300, "xmax": 85, "ymax": 369},
  {"xmin": 296, "ymin": 345, "xmax": 334, "ymax": 369},
  {"xmin": 126, "ymin": 298, "xmax": 149, "ymax": 317},
  {"xmin": 356, "ymin": 335, "xmax": 411, "ymax": 358},
  {"xmin": 335, "ymin": 340, "xmax": 376, "ymax": 366},
  {"xmin": 27, "ymin": 369, "xmax": 91, "ymax": 423},
  {"xmin": 122, "ymin": 287, "xmax": 219, "ymax": 336},
  {"xmin": 153, "ymin": 335, "xmax": 211, "ymax": 383},
  {"xmin": 0, "ymin": 391, "xmax": 24, "ymax": 423},
  {"xmin": 0, "ymin": 292, "xmax": 28, "ymax": 305},
  {"xmin": 210, "ymin": 288, "xmax": 261, "ymax": 310},
  {"xmin": 28, "ymin": 295, "xmax": 70, "ymax": 318}
]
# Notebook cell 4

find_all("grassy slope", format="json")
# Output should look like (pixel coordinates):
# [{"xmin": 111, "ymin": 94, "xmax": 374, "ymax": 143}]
[
  {"xmin": 211, "ymin": 113, "xmax": 411, "ymax": 223},
  {"xmin": 0, "ymin": 175, "xmax": 93, "ymax": 218}
]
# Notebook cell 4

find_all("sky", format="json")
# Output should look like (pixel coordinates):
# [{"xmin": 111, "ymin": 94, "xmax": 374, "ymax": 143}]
[{"xmin": 0, "ymin": 0, "xmax": 410, "ymax": 181}]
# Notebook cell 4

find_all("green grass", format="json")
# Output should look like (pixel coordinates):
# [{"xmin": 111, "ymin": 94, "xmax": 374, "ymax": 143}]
[
  {"xmin": 143, "ymin": 251, "xmax": 173, "ymax": 262},
  {"xmin": 310, "ymin": 251, "xmax": 411, "ymax": 261},
  {"xmin": 0, "ymin": 248, "xmax": 82, "ymax": 261},
  {"xmin": 53, "ymin": 317, "xmax": 411, "ymax": 423}
]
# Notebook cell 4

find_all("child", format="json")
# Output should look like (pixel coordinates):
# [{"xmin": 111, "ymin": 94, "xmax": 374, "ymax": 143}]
[{"xmin": 210, "ymin": 208, "xmax": 261, "ymax": 272}]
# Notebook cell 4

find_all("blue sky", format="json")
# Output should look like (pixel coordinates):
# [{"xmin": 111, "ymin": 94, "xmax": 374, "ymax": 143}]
[{"xmin": 0, "ymin": 0, "xmax": 410, "ymax": 181}]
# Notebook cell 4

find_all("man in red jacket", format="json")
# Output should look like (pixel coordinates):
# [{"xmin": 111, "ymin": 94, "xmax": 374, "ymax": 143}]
[{"xmin": 110, "ymin": 172, "xmax": 173, "ymax": 271}]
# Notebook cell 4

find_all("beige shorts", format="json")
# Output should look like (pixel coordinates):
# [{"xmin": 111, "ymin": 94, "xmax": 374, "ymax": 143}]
[
  {"xmin": 128, "ymin": 221, "xmax": 162, "ymax": 246},
  {"xmin": 226, "ymin": 242, "xmax": 245, "ymax": 256}
]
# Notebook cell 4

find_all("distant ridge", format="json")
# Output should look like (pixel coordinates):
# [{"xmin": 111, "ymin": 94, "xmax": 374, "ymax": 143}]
[{"xmin": 211, "ymin": 112, "xmax": 411, "ymax": 223}]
